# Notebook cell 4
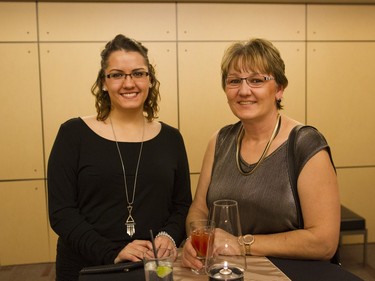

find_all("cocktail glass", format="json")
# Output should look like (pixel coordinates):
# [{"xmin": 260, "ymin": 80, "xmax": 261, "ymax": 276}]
[
  {"xmin": 189, "ymin": 219, "xmax": 215, "ymax": 274},
  {"xmin": 143, "ymin": 248, "xmax": 175, "ymax": 281}
]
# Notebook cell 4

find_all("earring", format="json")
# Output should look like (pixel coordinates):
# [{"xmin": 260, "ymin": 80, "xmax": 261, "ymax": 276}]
[{"xmin": 102, "ymin": 88, "xmax": 107, "ymax": 91}]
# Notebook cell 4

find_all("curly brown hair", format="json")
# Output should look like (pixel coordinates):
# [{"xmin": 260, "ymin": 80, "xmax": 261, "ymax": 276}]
[{"xmin": 91, "ymin": 34, "xmax": 161, "ymax": 121}]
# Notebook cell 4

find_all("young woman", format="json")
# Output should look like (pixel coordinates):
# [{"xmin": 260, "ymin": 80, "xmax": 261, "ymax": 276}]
[{"xmin": 48, "ymin": 34, "xmax": 192, "ymax": 281}]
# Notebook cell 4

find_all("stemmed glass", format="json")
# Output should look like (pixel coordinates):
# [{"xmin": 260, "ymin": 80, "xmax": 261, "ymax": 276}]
[
  {"xmin": 205, "ymin": 199, "xmax": 246, "ymax": 281},
  {"xmin": 189, "ymin": 219, "xmax": 215, "ymax": 275}
]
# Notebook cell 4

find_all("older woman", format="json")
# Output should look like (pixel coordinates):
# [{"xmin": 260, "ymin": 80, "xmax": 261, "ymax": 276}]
[{"xmin": 182, "ymin": 38, "xmax": 340, "ymax": 271}]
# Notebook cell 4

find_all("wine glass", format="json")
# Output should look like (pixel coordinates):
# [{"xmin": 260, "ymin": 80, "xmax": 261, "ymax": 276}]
[
  {"xmin": 189, "ymin": 219, "xmax": 215, "ymax": 274},
  {"xmin": 206, "ymin": 199, "xmax": 246, "ymax": 281}
]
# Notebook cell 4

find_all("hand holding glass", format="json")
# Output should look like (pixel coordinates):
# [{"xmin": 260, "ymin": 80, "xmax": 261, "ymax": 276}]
[{"xmin": 189, "ymin": 219, "xmax": 215, "ymax": 274}]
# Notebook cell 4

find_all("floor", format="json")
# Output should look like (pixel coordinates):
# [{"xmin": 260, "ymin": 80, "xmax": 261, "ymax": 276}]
[{"xmin": 0, "ymin": 243, "xmax": 374, "ymax": 281}]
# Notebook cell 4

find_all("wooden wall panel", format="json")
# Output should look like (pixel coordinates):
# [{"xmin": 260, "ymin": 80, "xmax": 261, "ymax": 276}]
[
  {"xmin": 146, "ymin": 43, "xmax": 179, "ymax": 128},
  {"xmin": 337, "ymin": 168, "xmax": 375, "ymax": 242},
  {"xmin": 40, "ymin": 43, "xmax": 99, "ymax": 159},
  {"xmin": 307, "ymin": 42, "xmax": 375, "ymax": 166},
  {"xmin": 178, "ymin": 42, "xmax": 238, "ymax": 173},
  {"xmin": 0, "ymin": 43, "xmax": 44, "ymax": 180},
  {"xmin": 0, "ymin": 181, "xmax": 50, "ymax": 265},
  {"xmin": 272, "ymin": 42, "xmax": 306, "ymax": 122},
  {"xmin": 38, "ymin": 3, "xmax": 176, "ymax": 41},
  {"xmin": 178, "ymin": 3, "xmax": 305, "ymax": 41},
  {"xmin": 307, "ymin": 5, "xmax": 375, "ymax": 40},
  {"xmin": 0, "ymin": 2, "xmax": 37, "ymax": 41}
]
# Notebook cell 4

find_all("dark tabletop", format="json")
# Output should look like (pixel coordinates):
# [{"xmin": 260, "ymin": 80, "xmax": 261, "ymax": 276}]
[{"xmin": 269, "ymin": 257, "xmax": 363, "ymax": 281}]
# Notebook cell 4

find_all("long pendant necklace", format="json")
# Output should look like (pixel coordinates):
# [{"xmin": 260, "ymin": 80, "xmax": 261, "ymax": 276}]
[
  {"xmin": 236, "ymin": 113, "xmax": 281, "ymax": 175},
  {"xmin": 109, "ymin": 117, "xmax": 145, "ymax": 237}
]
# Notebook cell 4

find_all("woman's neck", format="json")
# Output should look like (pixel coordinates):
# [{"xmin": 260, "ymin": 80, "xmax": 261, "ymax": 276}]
[
  {"xmin": 241, "ymin": 112, "xmax": 281, "ymax": 143},
  {"xmin": 107, "ymin": 111, "xmax": 146, "ymax": 142}
]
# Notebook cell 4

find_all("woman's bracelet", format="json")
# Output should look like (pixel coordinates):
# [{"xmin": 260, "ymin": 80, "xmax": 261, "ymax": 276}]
[{"xmin": 156, "ymin": 231, "xmax": 176, "ymax": 248}]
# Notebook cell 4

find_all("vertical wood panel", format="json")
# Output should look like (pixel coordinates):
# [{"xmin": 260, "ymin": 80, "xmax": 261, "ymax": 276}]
[
  {"xmin": 307, "ymin": 42, "xmax": 375, "ymax": 166},
  {"xmin": 0, "ymin": 181, "xmax": 50, "ymax": 265},
  {"xmin": 146, "ymin": 43, "xmax": 179, "ymax": 128},
  {"xmin": 0, "ymin": 44, "xmax": 44, "ymax": 180},
  {"xmin": 272, "ymin": 42, "xmax": 306, "ymax": 122},
  {"xmin": 40, "ymin": 43, "xmax": 99, "ymax": 160},
  {"xmin": 179, "ymin": 42, "xmax": 237, "ymax": 173},
  {"xmin": 337, "ymin": 168, "xmax": 375, "ymax": 243}
]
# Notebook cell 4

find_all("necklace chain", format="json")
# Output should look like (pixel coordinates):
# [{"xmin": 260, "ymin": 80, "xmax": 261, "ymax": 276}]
[
  {"xmin": 109, "ymin": 116, "xmax": 145, "ymax": 236},
  {"xmin": 236, "ymin": 114, "xmax": 281, "ymax": 175}
]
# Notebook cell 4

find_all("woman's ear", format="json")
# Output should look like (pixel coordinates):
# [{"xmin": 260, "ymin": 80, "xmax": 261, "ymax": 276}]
[{"xmin": 275, "ymin": 85, "xmax": 284, "ymax": 101}]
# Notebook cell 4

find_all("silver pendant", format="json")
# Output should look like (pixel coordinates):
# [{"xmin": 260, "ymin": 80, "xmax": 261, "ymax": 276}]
[{"xmin": 126, "ymin": 206, "xmax": 136, "ymax": 237}]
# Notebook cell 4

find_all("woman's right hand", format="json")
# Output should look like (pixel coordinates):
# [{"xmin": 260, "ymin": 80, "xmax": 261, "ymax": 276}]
[
  {"xmin": 181, "ymin": 238, "xmax": 203, "ymax": 270},
  {"xmin": 114, "ymin": 240, "xmax": 152, "ymax": 263}
]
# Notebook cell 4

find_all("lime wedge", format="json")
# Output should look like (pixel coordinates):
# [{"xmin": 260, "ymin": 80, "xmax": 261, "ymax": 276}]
[{"xmin": 156, "ymin": 265, "xmax": 172, "ymax": 278}]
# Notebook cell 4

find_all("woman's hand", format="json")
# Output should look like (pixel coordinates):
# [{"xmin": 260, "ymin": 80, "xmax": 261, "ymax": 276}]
[
  {"xmin": 213, "ymin": 228, "xmax": 242, "ymax": 256},
  {"xmin": 154, "ymin": 234, "xmax": 177, "ymax": 260},
  {"xmin": 181, "ymin": 238, "xmax": 203, "ymax": 270},
  {"xmin": 114, "ymin": 240, "xmax": 152, "ymax": 263},
  {"xmin": 181, "ymin": 228, "xmax": 242, "ymax": 270}
]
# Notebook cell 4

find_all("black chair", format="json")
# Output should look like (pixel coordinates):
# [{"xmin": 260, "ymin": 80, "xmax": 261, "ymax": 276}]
[{"xmin": 340, "ymin": 205, "xmax": 367, "ymax": 265}]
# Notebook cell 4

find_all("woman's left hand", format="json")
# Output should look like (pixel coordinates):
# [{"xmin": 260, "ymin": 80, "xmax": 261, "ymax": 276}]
[
  {"xmin": 213, "ymin": 228, "xmax": 243, "ymax": 256},
  {"xmin": 155, "ymin": 234, "xmax": 177, "ymax": 260}
]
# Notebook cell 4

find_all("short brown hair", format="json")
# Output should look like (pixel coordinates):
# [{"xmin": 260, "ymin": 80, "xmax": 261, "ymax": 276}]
[{"xmin": 221, "ymin": 38, "xmax": 288, "ymax": 109}]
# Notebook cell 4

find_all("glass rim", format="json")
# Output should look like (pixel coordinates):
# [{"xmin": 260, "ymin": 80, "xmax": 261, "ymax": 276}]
[
  {"xmin": 189, "ymin": 219, "xmax": 215, "ymax": 227},
  {"xmin": 213, "ymin": 199, "xmax": 238, "ymax": 207}
]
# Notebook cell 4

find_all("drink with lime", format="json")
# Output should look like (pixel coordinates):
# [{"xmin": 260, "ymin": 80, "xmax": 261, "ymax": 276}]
[
  {"xmin": 144, "ymin": 248, "xmax": 174, "ymax": 281},
  {"xmin": 144, "ymin": 260, "xmax": 173, "ymax": 281}
]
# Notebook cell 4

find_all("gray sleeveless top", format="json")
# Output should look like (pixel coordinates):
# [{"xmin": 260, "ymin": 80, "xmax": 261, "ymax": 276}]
[{"xmin": 207, "ymin": 121, "xmax": 331, "ymax": 235}]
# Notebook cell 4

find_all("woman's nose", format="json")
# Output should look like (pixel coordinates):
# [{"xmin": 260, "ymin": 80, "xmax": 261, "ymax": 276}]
[{"xmin": 122, "ymin": 75, "xmax": 136, "ymax": 87}]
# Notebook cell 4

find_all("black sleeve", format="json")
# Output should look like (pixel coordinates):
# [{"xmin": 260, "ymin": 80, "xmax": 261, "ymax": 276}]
[
  {"xmin": 157, "ymin": 125, "xmax": 192, "ymax": 246},
  {"xmin": 47, "ymin": 119, "xmax": 121, "ymax": 265}
]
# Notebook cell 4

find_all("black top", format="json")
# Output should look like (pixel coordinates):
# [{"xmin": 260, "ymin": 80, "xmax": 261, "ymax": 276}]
[{"xmin": 48, "ymin": 118, "xmax": 191, "ymax": 279}]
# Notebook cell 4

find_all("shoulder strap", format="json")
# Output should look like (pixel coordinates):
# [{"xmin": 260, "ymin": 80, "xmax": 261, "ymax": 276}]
[{"xmin": 287, "ymin": 125, "xmax": 305, "ymax": 229}]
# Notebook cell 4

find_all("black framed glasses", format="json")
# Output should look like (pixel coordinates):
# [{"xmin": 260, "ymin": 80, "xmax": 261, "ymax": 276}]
[
  {"xmin": 226, "ymin": 75, "xmax": 274, "ymax": 89},
  {"xmin": 106, "ymin": 71, "xmax": 149, "ymax": 81}
]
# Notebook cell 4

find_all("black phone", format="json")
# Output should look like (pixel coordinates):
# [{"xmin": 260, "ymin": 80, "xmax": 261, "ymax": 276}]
[{"xmin": 79, "ymin": 261, "xmax": 144, "ymax": 275}]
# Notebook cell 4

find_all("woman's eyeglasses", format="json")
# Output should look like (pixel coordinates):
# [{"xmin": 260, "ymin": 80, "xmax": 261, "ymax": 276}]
[
  {"xmin": 226, "ymin": 75, "xmax": 274, "ymax": 89},
  {"xmin": 106, "ymin": 71, "xmax": 149, "ymax": 81}
]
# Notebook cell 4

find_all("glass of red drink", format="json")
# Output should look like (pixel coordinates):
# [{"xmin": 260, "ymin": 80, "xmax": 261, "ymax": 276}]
[{"xmin": 189, "ymin": 219, "xmax": 215, "ymax": 274}]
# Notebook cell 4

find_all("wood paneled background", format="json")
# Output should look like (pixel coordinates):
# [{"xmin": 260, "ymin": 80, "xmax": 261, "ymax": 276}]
[{"xmin": 0, "ymin": 1, "xmax": 374, "ymax": 265}]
